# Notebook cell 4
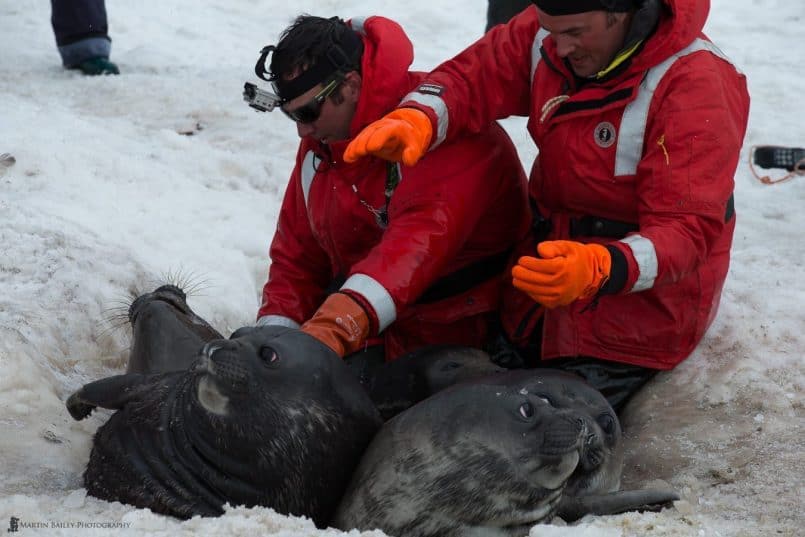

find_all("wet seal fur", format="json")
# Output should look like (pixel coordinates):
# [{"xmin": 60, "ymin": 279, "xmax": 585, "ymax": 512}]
[
  {"xmin": 334, "ymin": 367, "xmax": 679, "ymax": 536},
  {"xmin": 67, "ymin": 285, "xmax": 382, "ymax": 526},
  {"xmin": 345, "ymin": 345, "xmax": 506, "ymax": 420},
  {"xmin": 125, "ymin": 284, "xmax": 223, "ymax": 374}
]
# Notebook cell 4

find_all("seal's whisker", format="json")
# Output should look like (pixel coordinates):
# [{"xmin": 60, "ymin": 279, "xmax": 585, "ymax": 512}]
[
  {"xmin": 156, "ymin": 268, "xmax": 212, "ymax": 299},
  {"xmin": 99, "ymin": 300, "xmax": 133, "ymax": 339},
  {"xmin": 101, "ymin": 303, "xmax": 129, "ymax": 317},
  {"xmin": 180, "ymin": 272, "xmax": 211, "ymax": 298},
  {"xmin": 95, "ymin": 319, "xmax": 130, "ymax": 341}
]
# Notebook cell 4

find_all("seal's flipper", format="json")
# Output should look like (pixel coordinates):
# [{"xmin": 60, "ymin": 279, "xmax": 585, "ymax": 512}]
[
  {"xmin": 66, "ymin": 373, "xmax": 159, "ymax": 420},
  {"xmin": 556, "ymin": 488, "xmax": 680, "ymax": 522},
  {"xmin": 66, "ymin": 392, "xmax": 97, "ymax": 420}
]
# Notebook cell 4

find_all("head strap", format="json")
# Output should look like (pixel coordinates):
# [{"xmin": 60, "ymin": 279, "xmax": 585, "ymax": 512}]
[
  {"xmin": 253, "ymin": 22, "xmax": 363, "ymax": 102},
  {"xmin": 532, "ymin": 0, "xmax": 635, "ymax": 15}
]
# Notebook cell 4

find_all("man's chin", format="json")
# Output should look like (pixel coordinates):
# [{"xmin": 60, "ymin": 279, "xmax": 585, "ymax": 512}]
[{"xmin": 570, "ymin": 65, "xmax": 593, "ymax": 78}]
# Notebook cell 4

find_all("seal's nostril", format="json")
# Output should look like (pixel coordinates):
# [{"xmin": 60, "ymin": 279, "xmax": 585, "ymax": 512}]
[
  {"xmin": 155, "ymin": 284, "xmax": 186, "ymax": 300},
  {"xmin": 128, "ymin": 294, "xmax": 148, "ymax": 322}
]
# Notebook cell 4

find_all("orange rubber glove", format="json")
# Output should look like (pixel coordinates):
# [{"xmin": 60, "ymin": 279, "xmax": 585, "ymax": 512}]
[
  {"xmin": 300, "ymin": 292, "xmax": 370, "ymax": 358},
  {"xmin": 343, "ymin": 108, "xmax": 433, "ymax": 166},
  {"xmin": 511, "ymin": 241, "xmax": 612, "ymax": 309}
]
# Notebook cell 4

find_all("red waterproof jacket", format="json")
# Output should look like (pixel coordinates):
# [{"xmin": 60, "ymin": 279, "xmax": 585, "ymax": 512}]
[
  {"xmin": 258, "ymin": 16, "xmax": 530, "ymax": 360},
  {"xmin": 399, "ymin": 1, "xmax": 749, "ymax": 369}
]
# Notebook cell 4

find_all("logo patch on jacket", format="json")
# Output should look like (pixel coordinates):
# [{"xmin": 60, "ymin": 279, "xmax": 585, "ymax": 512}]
[
  {"xmin": 594, "ymin": 122, "xmax": 617, "ymax": 148},
  {"xmin": 417, "ymin": 83, "xmax": 444, "ymax": 97}
]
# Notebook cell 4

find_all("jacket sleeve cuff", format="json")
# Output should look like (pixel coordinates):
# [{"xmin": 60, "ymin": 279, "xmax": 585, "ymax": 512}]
[
  {"xmin": 599, "ymin": 245, "xmax": 629, "ymax": 295},
  {"xmin": 340, "ymin": 273, "xmax": 397, "ymax": 333},
  {"xmin": 256, "ymin": 315, "xmax": 301, "ymax": 329},
  {"xmin": 400, "ymin": 90, "xmax": 448, "ymax": 149}
]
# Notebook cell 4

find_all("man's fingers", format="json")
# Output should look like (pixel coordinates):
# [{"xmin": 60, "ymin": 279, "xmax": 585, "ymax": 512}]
[
  {"xmin": 365, "ymin": 125, "xmax": 402, "ymax": 153},
  {"xmin": 512, "ymin": 278, "xmax": 562, "ymax": 297},
  {"xmin": 401, "ymin": 145, "xmax": 424, "ymax": 167},
  {"xmin": 344, "ymin": 122, "xmax": 392, "ymax": 162},
  {"xmin": 536, "ymin": 240, "xmax": 574, "ymax": 259},
  {"xmin": 516, "ymin": 255, "xmax": 566, "ymax": 274}
]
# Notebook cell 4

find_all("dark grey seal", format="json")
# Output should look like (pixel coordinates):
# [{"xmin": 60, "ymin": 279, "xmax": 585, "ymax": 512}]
[
  {"xmin": 333, "ymin": 367, "xmax": 678, "ymax": 536},
  {"xmin": 67, "ymin": 285, "xmax": 382, "ymax": 526},
  {"xmin": 125, "ymin": 284, "xmax": 222, "ymax": 373},
  {"xmin": 345, "ymin": 345, "xmax": 506, "ymax": 420}
]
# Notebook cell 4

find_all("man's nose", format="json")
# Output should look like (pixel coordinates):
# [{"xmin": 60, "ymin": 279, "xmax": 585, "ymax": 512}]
[{"xmin": 554, "ymin": 35, "xmax": 575, "ymax": 58}]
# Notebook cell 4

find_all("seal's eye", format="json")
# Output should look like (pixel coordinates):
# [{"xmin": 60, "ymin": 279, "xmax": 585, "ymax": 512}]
[
  {"xmin": 440, "ymin": 361, "xmax": 461, "ymax": 372},
  {"xmin": 519, "ymin": 402, "xmax": 534, "ymax": 419},
  {"xmin": 259, "ymin": 346, "xmax": 279, "ymax": 365},
  {"xmin": 596, "ymin": 413, "xmax": 617, "ymax": 435}
]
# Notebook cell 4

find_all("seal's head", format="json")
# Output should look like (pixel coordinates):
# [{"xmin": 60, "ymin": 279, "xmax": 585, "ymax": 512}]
[
  {"xmin": 186, "ymin": 326, "xmax": 382, "ymax": 526},
  {"xmin": 350, "ymin": 345, "xmax": 506, "ymax": 420},
  {"xmin": 428, "ymin": 383, "xmax": 588, "ymax": 495},
  {"xmin": 128, "ymin": 284, "xmax": 192, "ymax": 324},
  {"xmin": 126, "ymin": 284, "xmax": 223, "ymax": 374},
  {"xmin": 420, "ymin": 346, "xmax": 506, "ymax": 394},
  {"xmin": 192, "ymin": 325, "xmax": 372, "ymax": 417},
  {"xmin": 513, "ymin": 370, "xmax": 623, "ymax": 495}
]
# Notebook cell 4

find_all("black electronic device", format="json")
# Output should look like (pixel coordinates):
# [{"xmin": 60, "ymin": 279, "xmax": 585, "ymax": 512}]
[{"xmin": 752, "ymin": 145, "xmax": 805, "ymax": 172}]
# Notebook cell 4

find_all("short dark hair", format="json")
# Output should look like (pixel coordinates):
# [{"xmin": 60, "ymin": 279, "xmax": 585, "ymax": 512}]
[{"xmin": 270, "ymin": 15, "xmax": 363, "ymax": 80}]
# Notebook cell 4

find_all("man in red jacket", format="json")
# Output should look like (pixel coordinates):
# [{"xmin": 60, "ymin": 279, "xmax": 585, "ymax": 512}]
[
  {"xmin": 344, "ymin": 0, "xmax": 750, "ymax": 411},
  {"xmin": 250, "ymin": 15, "xmax": 529, "ymax": 362}
]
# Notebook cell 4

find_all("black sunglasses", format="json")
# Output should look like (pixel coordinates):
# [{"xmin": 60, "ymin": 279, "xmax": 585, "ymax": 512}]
[{"xmin": 280, "ymin": 77, "xmax": 343, "ymax": 124}]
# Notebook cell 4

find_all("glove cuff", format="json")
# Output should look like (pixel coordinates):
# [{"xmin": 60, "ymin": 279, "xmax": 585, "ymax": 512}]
[
  {"xmin": 599, "ymin": 245, "xmax": 628, "ymax": 295},
  {"xmin": 300, "ymin": 293, "xmax": 370, "ymax": 358}
]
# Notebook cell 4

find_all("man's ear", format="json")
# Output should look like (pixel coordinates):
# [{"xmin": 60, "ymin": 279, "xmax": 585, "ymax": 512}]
[
  {"xmin": 344, "ymin": 71, "xmax": 362, "ymax": 102},
  {"xmin": 607, "ymin": 11, "xmax": 630, "ymax": 28}
]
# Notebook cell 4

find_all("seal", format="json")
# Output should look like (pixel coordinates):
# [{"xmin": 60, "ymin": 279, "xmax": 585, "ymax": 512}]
[
  {"xmin": 67, "ymin": 287, "xmax": 383, "ymax": 527},
  {"xmin": 345, "ymin": 345, "xmax": 506, "ymax": 420},
  {"xmin": 125, "ymin": 284, "xmax": 223, "ymax": 373},
  {"xmin": 333, "ymin": 368, "xmax": 679, "ymax": 536}
]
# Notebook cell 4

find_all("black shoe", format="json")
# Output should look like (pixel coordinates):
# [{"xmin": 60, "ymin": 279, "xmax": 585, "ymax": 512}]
[{"xmin": 73, "ymin": 57, "xmax": 120, "ymax": 76}]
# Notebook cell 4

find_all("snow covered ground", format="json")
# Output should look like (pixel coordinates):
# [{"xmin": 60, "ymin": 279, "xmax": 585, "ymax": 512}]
[{"xmin": 0, "ymin": 0, "xmax": 802, "ymax": 535}]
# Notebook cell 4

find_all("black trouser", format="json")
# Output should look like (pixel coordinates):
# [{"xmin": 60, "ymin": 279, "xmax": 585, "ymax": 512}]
[
  {"xmin": 530, "ymin": 356, "xmax": 657, "ymax": 414},
  {"xmin": 486, "ymin": 0, "xmax": 533, "ymax": 32},
  {"xmin": 347, "ymin": 341, "xmax": 656, "ymax": 418},
  {"xmin": 488, "ymin": 318, "xmax": 658, "ymax": 415},
  {"xmin": 51, "ymin": 0, "xmax": 108, "ymax": 46}
]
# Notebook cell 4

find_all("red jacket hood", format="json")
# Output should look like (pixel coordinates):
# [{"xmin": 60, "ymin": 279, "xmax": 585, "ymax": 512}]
[
  {"xmin": 312, "ymin": 16, "xmax": 418, "ymax": 159},
  {"xmin": 535, "ymin": 0, "xmax": 711, "ymax": 85},
  {"xmin": 348, "ymin": 16, "xmax": 417, "ymax": 135},
  {"xmin": 630, "ymin": 0, "xmax": 710, "ymax": 71}
]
